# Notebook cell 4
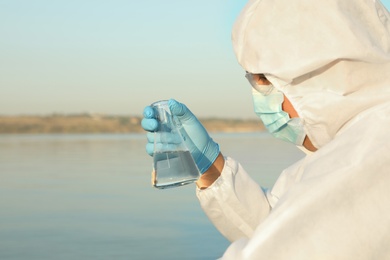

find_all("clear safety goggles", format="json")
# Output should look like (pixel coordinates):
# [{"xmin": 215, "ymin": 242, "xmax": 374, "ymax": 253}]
[{"xmin": 245, "ymin": 72, "xmax": 275, "ymax": 96}]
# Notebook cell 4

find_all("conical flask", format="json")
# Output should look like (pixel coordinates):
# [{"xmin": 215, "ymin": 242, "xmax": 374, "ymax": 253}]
[{"xmin": 151, "ymin": 100, "xmax": 200, "ymax": 189}]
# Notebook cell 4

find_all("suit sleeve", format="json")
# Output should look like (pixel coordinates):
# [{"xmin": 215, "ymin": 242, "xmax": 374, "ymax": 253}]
[{"xmin": 196, "ymin": 157, "xmax": 271, "ymax": 242}]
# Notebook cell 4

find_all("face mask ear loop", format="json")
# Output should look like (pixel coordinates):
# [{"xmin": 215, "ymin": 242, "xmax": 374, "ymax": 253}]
[
  {"xmin": 262, "ymin": 74, "xmax": 309, "ymax": 146},
  {"xmin": 265, "ymin": 73, "xmax": 305, "ymax": 121}
]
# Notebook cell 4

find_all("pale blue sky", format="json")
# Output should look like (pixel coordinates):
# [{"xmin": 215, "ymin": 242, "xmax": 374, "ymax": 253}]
[{"xmin": 1, "ymin": 0, "xmax": 390, "ymax": 118}]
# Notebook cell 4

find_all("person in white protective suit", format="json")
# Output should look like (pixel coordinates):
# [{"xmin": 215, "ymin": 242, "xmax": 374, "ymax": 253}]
[{"xmin": 142, "ymin": 0, "xmax": 390, "ymax": 259}]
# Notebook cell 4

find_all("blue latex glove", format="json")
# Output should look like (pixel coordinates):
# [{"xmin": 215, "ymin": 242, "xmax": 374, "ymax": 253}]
[{"xmin": 141, "ymin": 99, "xmax": 220, "ymax": 174}]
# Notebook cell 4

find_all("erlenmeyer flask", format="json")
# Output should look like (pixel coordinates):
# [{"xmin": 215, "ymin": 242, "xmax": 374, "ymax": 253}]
[{"xmin": 151, "ymin": 100, "xmax": 200, "ymax": 189}]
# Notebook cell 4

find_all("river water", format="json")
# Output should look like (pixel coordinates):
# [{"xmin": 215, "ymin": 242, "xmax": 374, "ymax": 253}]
[{"xmin": 0, "ymin": 133, "xmax": 303, "ymax": 259}]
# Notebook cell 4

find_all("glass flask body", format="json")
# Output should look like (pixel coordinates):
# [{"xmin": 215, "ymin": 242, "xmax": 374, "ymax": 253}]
[{"xmin": 151, "ymin": 100, "xmax": 200, "ymax": 189}]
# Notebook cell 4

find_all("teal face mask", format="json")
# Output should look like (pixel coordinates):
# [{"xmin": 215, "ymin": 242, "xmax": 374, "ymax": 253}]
[{"xmin": 246, "ymin": 73, "xmax": 306, "ymax": 146}]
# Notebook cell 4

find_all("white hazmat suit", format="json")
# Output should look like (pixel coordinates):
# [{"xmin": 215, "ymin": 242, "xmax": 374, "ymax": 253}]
[{"xmin": 197, "ymin": 0, "xmax": 390, "ymax": 259}]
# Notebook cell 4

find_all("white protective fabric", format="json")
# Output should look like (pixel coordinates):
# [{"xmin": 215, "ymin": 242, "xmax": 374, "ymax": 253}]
[
  {"xmin": 232, "ymin": 0, "xmax": 390, "ymax": 148},
  {"xmin": 197, "ymin": 0, "xmax": 390, "ymax": 259}
]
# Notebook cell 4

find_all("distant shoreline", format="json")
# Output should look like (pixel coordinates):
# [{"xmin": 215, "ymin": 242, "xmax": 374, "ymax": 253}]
[{"xmin": 0, "ymin": 114, "xmax": 264, "ymax": 134}]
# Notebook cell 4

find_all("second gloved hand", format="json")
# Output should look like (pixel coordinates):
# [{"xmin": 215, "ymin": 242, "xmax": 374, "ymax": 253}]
[{"xmin": 142, "ymin": 99, "xmax": 220, "ymax": 174}]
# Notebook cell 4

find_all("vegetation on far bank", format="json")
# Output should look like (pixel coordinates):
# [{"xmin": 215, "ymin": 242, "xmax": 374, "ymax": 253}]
[{"xmin": 0, "ymin": 114, "xmax": 264, "ymax": 134}]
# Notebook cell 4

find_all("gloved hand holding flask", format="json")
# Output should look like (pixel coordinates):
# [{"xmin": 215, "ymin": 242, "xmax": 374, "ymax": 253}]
[{"xmin": 142, "ymin": 99, "xmax": 220, "ymax": 189}]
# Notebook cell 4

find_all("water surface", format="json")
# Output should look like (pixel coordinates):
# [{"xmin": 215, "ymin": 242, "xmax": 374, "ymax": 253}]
[{"xmin": 0, "ymin": 133, "xmax": 303, "ymax": 259}]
